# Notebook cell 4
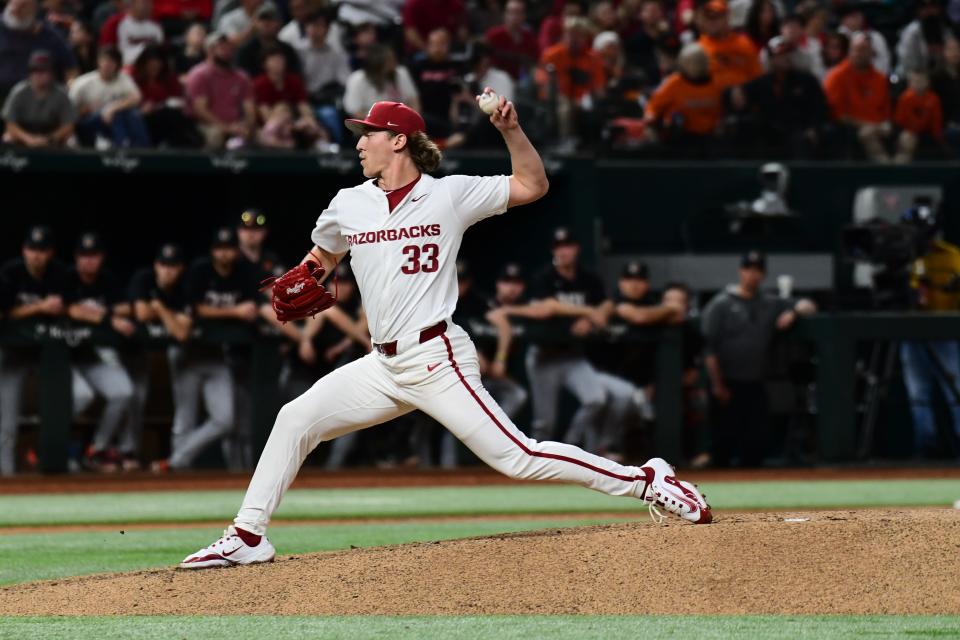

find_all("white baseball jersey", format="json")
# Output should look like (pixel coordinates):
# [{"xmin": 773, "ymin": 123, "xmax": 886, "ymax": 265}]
[
  {"xmin": 312, "ymin": 173, "xmax": 510, "ymax": 344},
  {"xmin": 232, "ymin": 172, "xmax": 671, "ymax": 539}
]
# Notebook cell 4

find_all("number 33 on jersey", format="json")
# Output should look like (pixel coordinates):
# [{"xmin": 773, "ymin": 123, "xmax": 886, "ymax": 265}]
[{"xmin": 311, "ymin": 173, "xmax": 510, "ymax": 346}]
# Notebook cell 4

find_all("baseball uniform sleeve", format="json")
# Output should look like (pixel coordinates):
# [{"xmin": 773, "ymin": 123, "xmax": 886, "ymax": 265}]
[
  {"xmin": 311, "ymin": 193, "xmax": 350, "ymax": 255},
  {"xmin": 444, "ymin": 174, "xmax": 510, "ymax": 227}
]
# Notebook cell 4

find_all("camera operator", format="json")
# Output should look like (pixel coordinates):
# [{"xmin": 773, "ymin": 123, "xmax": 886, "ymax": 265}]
[{"xmin": 898, "ymin": 205, "xmax": 960, "ymax": 458}]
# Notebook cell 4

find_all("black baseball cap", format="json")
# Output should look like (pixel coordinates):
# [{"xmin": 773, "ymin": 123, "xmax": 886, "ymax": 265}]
[
  {"xmin": 497, "ymin": 262, "xmax": 524, "ymax": 283},
  {"xmin": 239, "ymin": 208, "xmax": 268, "ymax": 228},
  {"xmin": 24, "ymin": 225, "xmax": 53, "ymax": 250},
  {"xmin": 211, "ymin": 226, "xmax": 238, "ymax": 248},
  {"xmin": 740, "ymin": 249, "xmax": 767, "ymax": 271},
  {"xmin": 551, "ymin": 227, "xmax": 578, "ymax": 247},
  {"xmin": 155, "ymin": 243, "xmax": 184, "ymax": 265},
  {"xmin": 75, "ymin": 231, "xmax": 104, "ymax": 255},
  {"xmin": 620, "ymin": 260, "xmax": 649, "ymax": 280},
  {"xmin": 456, "ymin": 259, "xmax": 472, "ymax": 280}
]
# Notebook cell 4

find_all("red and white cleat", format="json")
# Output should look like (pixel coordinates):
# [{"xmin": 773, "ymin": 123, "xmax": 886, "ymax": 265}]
[
  {"xmin": 640, "ymin": 457, "xmax": 712, "ymax": 524},
  {"xmin": 179, "ymin": 526, "xmax": 276, "ymax": 569}
]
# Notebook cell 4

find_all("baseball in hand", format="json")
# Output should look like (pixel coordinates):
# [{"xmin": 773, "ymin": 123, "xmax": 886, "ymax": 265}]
[{"xmin": 478, "ymin": 91, "xmax": 499, "ymax": 115}]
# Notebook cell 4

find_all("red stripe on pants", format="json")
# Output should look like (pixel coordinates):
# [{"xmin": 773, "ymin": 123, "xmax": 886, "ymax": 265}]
[{"xmin": 439, "ymin": 333, "xmax": 647, "ymax": 485}]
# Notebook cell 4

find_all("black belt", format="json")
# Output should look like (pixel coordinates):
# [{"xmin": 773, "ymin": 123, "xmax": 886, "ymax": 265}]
[{"xmin": 373, "ymin": 321, "xmax": 447, "ymax": 357}]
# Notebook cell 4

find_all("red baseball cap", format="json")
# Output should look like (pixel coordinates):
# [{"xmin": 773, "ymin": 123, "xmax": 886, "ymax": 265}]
[{"xmin": 345, "ymin": 102, "xmax": 426, "ymax": 136}]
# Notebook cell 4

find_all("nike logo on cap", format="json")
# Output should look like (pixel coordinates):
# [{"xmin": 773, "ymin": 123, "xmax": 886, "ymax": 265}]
[{"xmin": 387, "ymin": 121, "xmax": 399, "ymax": 126}]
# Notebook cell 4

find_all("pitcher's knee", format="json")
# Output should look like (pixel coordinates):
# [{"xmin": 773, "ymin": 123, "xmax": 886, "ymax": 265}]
[{"xmin": 272, "ymin": 401, "xmax": 326, "ymax": 441}]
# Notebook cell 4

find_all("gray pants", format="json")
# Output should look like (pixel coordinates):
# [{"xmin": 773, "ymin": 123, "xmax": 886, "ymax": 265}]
[
  {"xmin": 119, "ymin": 351, "xmax": 150, "ymax": 456},
  {"xmin": 594, "ymin": 371, "xmax": 647, "ymax": 454},
  {"xmin": 0, "ymin": 350, "xmax": 34, "ymax": 476},
  {"xmin": 72, "ymin": 347, "xmax": 136, "ymax": 453},
  {"xmin": 169, "ymin": 355, "xmax": 235, "ymax": 469},
  {"xmin": 222, "ymin": 367, "xmax": 252, "ymax": 471},
  {"xmin": 438, "ymin": 375, "xmax": 528, "ymax": 468},
  {"xmin": 525, "ymin": 347, "xmax": 607, "ymax": 451}
]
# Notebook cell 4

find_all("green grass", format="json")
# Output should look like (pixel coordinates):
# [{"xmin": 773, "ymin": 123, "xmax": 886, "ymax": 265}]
[
  {"xmin": 1, "ymin": 616, "xmax": 958, "ymax": 639},
  {"xmin": 0, "ymin": 518, "xmax": 631, "ymax": 586},
  {"xmin": 2, "ymin": 480, "xmax": 959, "ymax": 527}
]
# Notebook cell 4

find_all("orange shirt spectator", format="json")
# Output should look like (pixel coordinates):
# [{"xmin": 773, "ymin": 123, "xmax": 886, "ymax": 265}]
[
  {"xmin": 646, "ymin": 72, "xmax": 723, "ymax": 135},
  {"xmin": 895, "ymin": 87, "xmax": 943, "ymax": 139},
  {"xmin": 539, "ymin": 42, "xmax": 605, "ymax": 101},
  {"xmin": 698, "ymin": 32, "xmax": 763, "ymax": 89},
  {"xmin": 823, "ymin": 59, "xmax": 890, "ymax": 123}
]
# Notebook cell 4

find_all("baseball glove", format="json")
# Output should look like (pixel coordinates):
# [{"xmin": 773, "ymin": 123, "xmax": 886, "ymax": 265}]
[{"xmin": 261, "ymin": 260, "xmax": 336, "ymax": 322}]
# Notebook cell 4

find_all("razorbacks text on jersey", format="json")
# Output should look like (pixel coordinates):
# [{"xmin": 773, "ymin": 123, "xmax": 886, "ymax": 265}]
[{"xmin": 312, "ymin": 173, "xmax": 510, "ymax": 344}]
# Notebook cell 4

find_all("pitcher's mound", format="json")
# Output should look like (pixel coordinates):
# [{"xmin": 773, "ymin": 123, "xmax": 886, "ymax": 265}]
[{"xmin": 2, "ymin": 509, "xmax": 959, "ymax": 615}]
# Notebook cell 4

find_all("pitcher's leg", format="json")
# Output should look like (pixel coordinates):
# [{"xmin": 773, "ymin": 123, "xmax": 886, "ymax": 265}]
[
  {"xmin": 235, "ymin": 355, "xmax": 412, "ymax": 535},
  {"xmin": 418, "ymin": 336, "xmax": 649, "ymax": 499}
]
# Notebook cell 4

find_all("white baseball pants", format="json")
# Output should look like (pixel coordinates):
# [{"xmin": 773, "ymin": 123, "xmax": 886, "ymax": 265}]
[{"xmin": 235, "ymin": 322, "xmax": 650, "ymax": 535}]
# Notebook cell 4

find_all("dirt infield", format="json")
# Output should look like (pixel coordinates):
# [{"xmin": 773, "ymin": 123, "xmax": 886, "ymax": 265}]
[{"xmin": 3, "ymin": 508, "xmax": 958, "ymax": 616}]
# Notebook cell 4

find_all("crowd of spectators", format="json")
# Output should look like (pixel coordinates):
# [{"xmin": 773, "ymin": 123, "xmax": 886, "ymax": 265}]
[
  {"xmin": 0, "ymin": 0, "xmax": 959, "ymax": 160},
  {"xmin": 0, "ymin": 214, "xmax": 821, "ymax": 475}
]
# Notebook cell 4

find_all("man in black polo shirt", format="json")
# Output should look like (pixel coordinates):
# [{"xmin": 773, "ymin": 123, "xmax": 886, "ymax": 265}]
[
  {"xmin": 64, "ymin": 232, "xmax": 136, "ymax": 471},
  {"xmin": 515, "ymin": 227, "xmax": 612, "ymax": 451},
  {"xmin": 0, "ymin": 225, "xmax": 67, "ymax": 475},
  {"xmin": 158, "ymin": 227, "xmax": 258, "ymax": 471},
  {"xmin": 128, "ymin": 243, "xmax": 191, "ymax": 469},
  {"xmin": 701, "ymin": 250, "xmax": 815, "ymax": 466}
]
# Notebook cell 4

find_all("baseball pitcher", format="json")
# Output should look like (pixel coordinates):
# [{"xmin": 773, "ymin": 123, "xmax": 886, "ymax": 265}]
[{"xmin": 180, "ymin": 93, "xmax": 711, "ymax": 569}]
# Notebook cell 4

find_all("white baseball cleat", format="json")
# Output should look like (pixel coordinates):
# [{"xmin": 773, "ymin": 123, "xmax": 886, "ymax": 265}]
[
  {"xmin": 179, "ymin": 526, "xmax": 276, "ymax": 569},
  {"xmin": 641, "ymin": 457, "xmax": 712, "ymax": 524}
]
